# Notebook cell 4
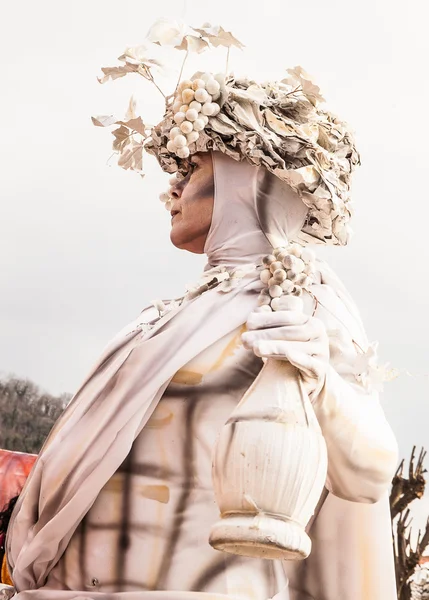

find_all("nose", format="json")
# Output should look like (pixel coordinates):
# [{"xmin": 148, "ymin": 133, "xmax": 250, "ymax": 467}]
[{"xmin": 169, "ymin": 179, "xmax": 185, "ymax": 199}]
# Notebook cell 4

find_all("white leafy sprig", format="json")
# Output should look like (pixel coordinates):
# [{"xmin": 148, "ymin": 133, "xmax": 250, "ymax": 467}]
[
  {"xmin": 148, "ymin": 18, "xmax": 208, "ymax": 54},
  {"xmin": 147, "ymin": 18, "xmax": 244, "ymax": 53},
  {"xmin": 192, "ymin": 23, "xmax": 245, "ymax": 50},
  {"xmin": 150, "ymin": 298, "xmax": 182, "ymax": 319},
  {"xmin": 282, "ymin": 66, "xmax": 326, "ymax": 107},
  {"xmin": 183, "ymin": 264, "xmax": 256, "ymax": 301},
  {"xmin": 350, "ymin": 341, "xmax": 399, "ymax": 392},
  {"xmin": 217, "ymin": 264, "xmax": 258, "ymax": 292},
  {"xmin": 92, "ymin": 96, "xmax": 151, "ymax": 176},
  {"xmin": 97, "ymin": 42, "xmax": 166, "ymax": 98},
  {"xmin": 93, "ymin": 19, "xmax": 244, "ymax": 176},
  {"xmin": 147, "ymin": 18, "xmax": 244, "ymax": 93},
  {"xmin": 184, "ymin": 268, "xmax": 230, "ymax": 301}
]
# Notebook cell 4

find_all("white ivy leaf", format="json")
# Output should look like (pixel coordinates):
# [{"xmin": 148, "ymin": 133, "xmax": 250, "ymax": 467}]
[
  {"xmin": 285, "ymin": 66, "xmax": 314, "ymax": 85},
  {"xmin": 117, "ymin": 138, "xmax": 144, "ymax": 173},
  {"xmin": 97, "ymin": 63, "xmax": 141, "ymax": 84},
  {"xmin": 146, "ymin": 17, "xmax": 190, "ymax": 47},
  {"xmin": 92, "ymin": 113, "xmax": 148, "ymax": 139},
  {"xmin": 119, "ymin": 44, "xmax": 149, "ymax": 65},
  {"xmin": 94, "ymin": 108, "xmax": 147, "ymax": 174},
  {"xmin": 283, "ymin": 66, "xmax": 325, "ymax": 106},
  {"xmin": 348, "ymin": 341, "xmax": 399, "ymax": 393},
  {"xmin": 350, "ymin": 344, "xmax": 378, "ymax": 376},
  {"xmin": 98, "ymin": 52, "xmax": 161, "ymax": 84},
  {"xmin": 176, "ymin": 34, "xmax": 209, "ymax": 53},
  {"xmin": 91, "ymin": 115, "xmax": 118, "ymax": 128},
  {"xmin": 112, "ymin": 125, "xmax": 132, "ymax": 152},
  {"xmin": 356, "ymin": 363, "xmax": 399, "ymax": 393},
  {"xmin": 193, "ymin": 23, "xmax": 245, "ymax": 49},
  {"xmin": 117, "ymin": 117, "xmax": 148, "ymax": 137},
  {"xmin": 118, "ymin": 97, "xmax": 150, "ymax": 137},
  {"xmin": 301, "ymin": 79, "xmax": 326, "ymax": 107},
  {"xmin": 360, "ymin": 366, "xmax": 386, "ymax": 392},
  {"xmin": 125, "ymin": 95, "xmax": 137, "ymax": 120},
  {"xmin": 118, "ymin": 44, "xmax": 163, "ymax": 70}
]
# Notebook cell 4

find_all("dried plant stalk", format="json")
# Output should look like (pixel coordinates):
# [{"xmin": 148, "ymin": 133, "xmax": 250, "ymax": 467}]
[{"xmin": 390, "ymin": 446, "xmax": 429, "ymax": 600}]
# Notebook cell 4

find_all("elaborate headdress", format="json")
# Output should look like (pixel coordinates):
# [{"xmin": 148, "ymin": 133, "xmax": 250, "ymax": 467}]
[{"xmin": 93, "ymin": 18, "xmax": 360, "ymax": 246}]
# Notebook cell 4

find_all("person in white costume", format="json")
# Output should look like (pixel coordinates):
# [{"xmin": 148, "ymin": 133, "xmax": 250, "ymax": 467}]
[{"xmin": 2, "ymin": 22, "xmax": 399, "ymax": 600}]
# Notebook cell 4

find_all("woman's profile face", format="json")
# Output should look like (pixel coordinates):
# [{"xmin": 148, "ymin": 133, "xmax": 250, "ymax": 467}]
[{"xmin": 169, "ymin": 152, "xmax": 214, "ymax": 254}]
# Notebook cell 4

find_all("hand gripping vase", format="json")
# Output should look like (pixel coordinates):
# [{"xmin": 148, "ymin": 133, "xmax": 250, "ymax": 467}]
[{"xmin": 209, "ymin": 296, "xmax": 328, "ymax": 561}]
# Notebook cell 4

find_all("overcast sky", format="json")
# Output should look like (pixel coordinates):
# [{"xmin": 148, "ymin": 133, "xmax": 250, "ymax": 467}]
[{"xmin": 1, "ymin": 0, "xmax": 429, "ymax": 526}]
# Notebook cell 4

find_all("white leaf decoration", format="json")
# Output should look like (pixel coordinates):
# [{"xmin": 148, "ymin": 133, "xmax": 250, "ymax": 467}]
[
  {"xmin": 147, "ymin": 18, "xmax": 190, "ymax": 48},
  {"xmin": 193, "ymin": 23, "xmax": 245, "ymax": 49},
  {"xmin": 351, "ymin": 341, "xmax": 399, "ymax": 392}
]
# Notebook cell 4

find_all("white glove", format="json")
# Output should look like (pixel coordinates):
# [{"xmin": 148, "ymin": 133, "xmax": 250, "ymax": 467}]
[{"xmin": 241, "ymin": 297, "xmax": 330, "ymax": 400}]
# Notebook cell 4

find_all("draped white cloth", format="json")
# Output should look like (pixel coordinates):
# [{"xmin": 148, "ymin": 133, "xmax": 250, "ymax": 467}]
[{"xmin": 5, "ymin": 152, "xmax": 398, "ymax": 599}]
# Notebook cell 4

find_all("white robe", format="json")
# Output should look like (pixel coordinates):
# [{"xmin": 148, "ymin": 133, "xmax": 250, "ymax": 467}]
[
  {"xmin": 44, "ymin": 293, "xmax": 397, "ymax": 600},
  {"xmin": 5, "ymin": 153, "xmax": 399, "ymax": 600}
]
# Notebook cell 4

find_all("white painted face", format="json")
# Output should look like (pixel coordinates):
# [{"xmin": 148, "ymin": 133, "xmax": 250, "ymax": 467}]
[{"xmin": 168, "ymin": 152, "xmax": 215, "ymax": 254}]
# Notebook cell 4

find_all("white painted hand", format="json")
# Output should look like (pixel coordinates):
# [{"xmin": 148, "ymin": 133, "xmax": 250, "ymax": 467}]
[{"xmin": 242, "ymin": 303, "xmax": 330, "ymax": 400}]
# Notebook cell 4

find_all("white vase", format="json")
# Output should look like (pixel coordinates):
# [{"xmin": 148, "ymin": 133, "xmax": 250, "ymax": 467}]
[{"xmin": 209, "ymin": 357, "xmax": 328, "ymax": 561}]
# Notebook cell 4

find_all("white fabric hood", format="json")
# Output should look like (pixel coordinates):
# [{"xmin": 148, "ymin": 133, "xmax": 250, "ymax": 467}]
[{"xmin": 204, "ymin": 152, "xmax": 309, "ymax": 269}]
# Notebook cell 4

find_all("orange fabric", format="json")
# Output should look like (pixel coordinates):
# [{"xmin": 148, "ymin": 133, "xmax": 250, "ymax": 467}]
[
  {"xmin": 0, "ymin": 449, "xmax": 37, "ymax": 511},
  {"xmin": 1, "ymin": 553, "xmax": 13, "ymax": 585},
  {"xmin": 0, "ymin": 449, "xmax": 37, "ymax": 585}
]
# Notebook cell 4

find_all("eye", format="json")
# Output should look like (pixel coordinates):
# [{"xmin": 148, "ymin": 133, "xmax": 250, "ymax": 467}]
[{"xmin": 181, "ymin": 158, "xmax": 200, "ymax": 182}]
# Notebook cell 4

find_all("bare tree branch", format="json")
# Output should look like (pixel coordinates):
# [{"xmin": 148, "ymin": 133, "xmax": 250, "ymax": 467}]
[
  {"xmin": 391, "ymin": 447, "xmax": 427, "ymax": 520},
  {"xmin": 390, "ymin": 447, "xmax": 429, "ymax": 600}
]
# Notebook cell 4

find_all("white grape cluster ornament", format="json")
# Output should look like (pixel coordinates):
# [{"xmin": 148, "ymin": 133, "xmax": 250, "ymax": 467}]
[
  {"xmin": 258, "ymin": 244, "xmax": 316, "ymax": 311},
  {"xmin": 166, "ymin": 73, "xmax": 222, "ymax": 159}
]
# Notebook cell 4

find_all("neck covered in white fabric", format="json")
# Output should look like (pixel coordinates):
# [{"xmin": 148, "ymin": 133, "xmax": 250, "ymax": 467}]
[{"xmin": 204, "ymin": 152, "xmax": 309, "ymax": 269}]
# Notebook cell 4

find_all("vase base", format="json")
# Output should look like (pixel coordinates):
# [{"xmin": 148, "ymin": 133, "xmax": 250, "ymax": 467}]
[{"xmin": 209, "ymin": 513, "xmax": 311, "ymax": 561}]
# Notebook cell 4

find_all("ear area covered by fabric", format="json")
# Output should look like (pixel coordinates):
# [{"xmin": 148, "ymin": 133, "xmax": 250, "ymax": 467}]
[
  {"xmin": 255, "ymin": 167, "xmax": 309, "ymax": 250},
  {"xmin": 205, "ymin": 151, "xmax": 310, "ymax": 268}
]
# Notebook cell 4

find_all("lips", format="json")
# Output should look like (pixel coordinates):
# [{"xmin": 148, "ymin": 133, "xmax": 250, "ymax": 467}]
[{"xmin": 171, "ymin": 210, "xmax": 181, "ymax": 219}]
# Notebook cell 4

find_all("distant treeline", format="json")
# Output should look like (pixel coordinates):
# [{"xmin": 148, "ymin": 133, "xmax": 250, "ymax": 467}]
[{"xmin": 0, "ymin": 375, "xmax": 71, "ymax": 454}]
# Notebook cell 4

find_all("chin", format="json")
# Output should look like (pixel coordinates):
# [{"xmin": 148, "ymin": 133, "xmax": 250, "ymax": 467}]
[
  {"xmin": 170, "ymin": 228, "xmax": 184, "ymax": 249},
  {"xmin": 170, "ymin": 229, "xmax": 205, "ymax": 254}
]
